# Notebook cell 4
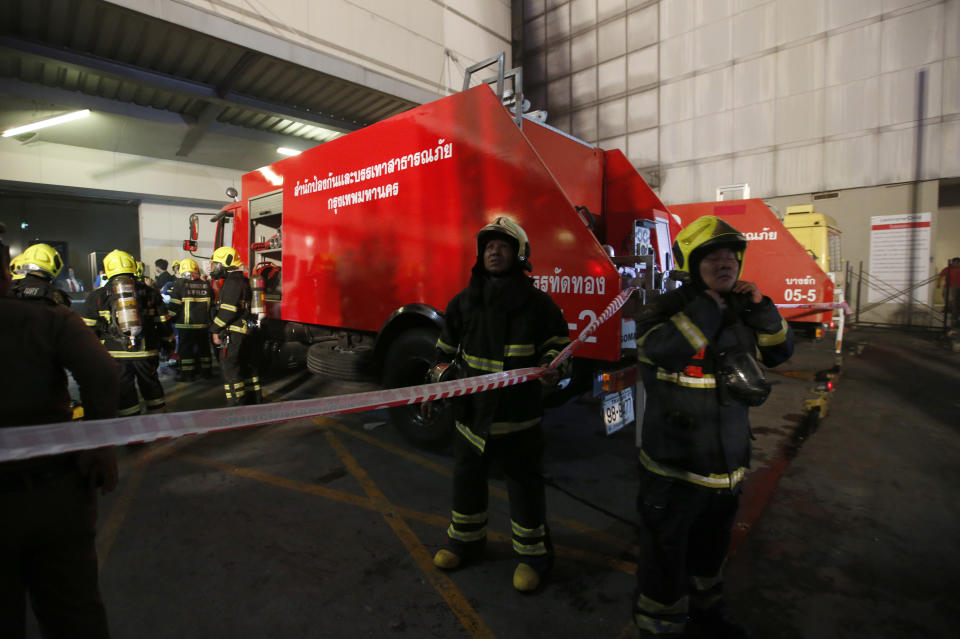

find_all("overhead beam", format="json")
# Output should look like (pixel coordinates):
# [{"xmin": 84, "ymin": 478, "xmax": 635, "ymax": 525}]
[
  {"xmin": 0, "ymin": 35, "xmax": 363, "ymax": 134},
  {"xmin": 0, "ymin": 76, "xmax": 326, "ymax": 151}
]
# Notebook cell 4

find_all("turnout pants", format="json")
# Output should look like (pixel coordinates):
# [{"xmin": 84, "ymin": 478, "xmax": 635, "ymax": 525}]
[
  {"xmin": 633, "ymin": 467, "xmax": 740, "ymax": 636},
  {"xmin": 0, "ymin": 462, "xmax": 110, "ymax": 639},
  {"xmin": 445, "ymin": 425, "xmax": 552, "ymax": 571},
  {"xmin": 116, "ymin": 356, "xmax": 164, "ymax": 416},
  {"xmin": 176, "ymin": 328, "xmax": 212, "ymax": 378},
  {"xmin": 219, "ymin": 332, "xmax": 262, "ymax": 406}
]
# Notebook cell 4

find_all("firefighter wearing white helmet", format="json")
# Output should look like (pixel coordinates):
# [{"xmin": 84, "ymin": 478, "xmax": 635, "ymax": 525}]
[
  {"xmin": 424, "ymin": 215, "xmax": 571, "ymax": 593},
  {"xmin": 166, "ymin": 257, "xmax": 214, "ymax": 381},
  {"xmin": 631, "ymin": 215, "xmax": 794, "ymax": 639},
  {"xmin": 209, "ymin": 246, "xmax": 262, "ymax": 406},
  {"xmin": 80, "ymin": 249, "xmax": 174, "ymax": 416},
  {"xmin": 10, "ymin": 243, "xmax": 72, "ymax": 307}
]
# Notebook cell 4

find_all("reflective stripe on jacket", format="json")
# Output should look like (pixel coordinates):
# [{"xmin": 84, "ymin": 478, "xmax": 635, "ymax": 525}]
[
  {"xmin": 435, "ymin": 270, "xmax": 571, "ymax": 453},
  {"xmin": 168, "ymin": 278, "xmax": 213, "ymax": 329},
  {"xmin": 211, "ymin": 270, "xmax": 250, "ymax": 335},
  {"xmin": 79, "ymin": 279, "xmax": 173, "ymax": 358},
  {"xmin": 635, "ymin": 286, "xmax": 793, "ymax": 489}
]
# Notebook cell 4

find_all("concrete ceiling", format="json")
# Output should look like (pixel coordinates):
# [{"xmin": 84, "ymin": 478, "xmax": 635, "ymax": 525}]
[{"xmin": 0, "ymin": 0, "xmax": 422, "ymax": 172}]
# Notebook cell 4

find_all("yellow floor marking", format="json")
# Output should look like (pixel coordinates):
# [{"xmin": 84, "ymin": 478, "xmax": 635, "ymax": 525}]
[
  {"xmin": 324, "ymin": 428, "xmax": 497, "ymax": 639},
  {"xmin": 327, "ymin": 420, "xmax": 639, "ymax": 555},
  {"xmin": 97, "ymin": 439, "xmax": 192, "ymax": 568},
  {"xmin": 180, "ymin": 454, "xmax": 377, "ymax": 510}
]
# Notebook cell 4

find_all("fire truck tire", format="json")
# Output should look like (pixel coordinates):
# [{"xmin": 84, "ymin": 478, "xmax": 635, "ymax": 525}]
[
  {"xmin": 306, "ymin": 343, "xmax": 373, "ymax": 381},
  {"xmin": 381, "ymin": 328, "xmax": 454, "ymax": 448}
]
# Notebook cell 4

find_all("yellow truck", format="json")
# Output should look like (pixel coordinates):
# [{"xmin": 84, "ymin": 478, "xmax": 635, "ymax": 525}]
[{"xmin": 783, "ymin": 205, "xmax": 843, "ymax": 280}]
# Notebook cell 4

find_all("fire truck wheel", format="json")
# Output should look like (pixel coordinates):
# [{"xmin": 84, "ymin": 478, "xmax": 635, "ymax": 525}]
[
  {"xmin": 381, "ymin": 328, "xmax": 454, "ymax": 449},
  {"xmin": 306, "ymin": 343, "xmax": 373, "ymax": 381}
]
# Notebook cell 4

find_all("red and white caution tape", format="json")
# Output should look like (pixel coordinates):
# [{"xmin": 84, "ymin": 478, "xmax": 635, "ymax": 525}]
[
  {"xmin": 776, "ymin": 301, "xmax": 851, "ymax": 314},
  {"xmin": 548, "ymin": 286, "xmax": 640, "ymax": 370},
  {"xmin": 0, "ymin": 368, "xmax": 545, "ymax": 463},
  {"xmin": 2, "ymin": 286, "xmax": 645, "ymax": 463}
]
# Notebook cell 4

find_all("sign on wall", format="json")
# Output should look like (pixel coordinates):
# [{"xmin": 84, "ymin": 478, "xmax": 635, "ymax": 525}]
[{"xmin": 868, "ymin": 213, "xmax": 931, "ymax": 303}]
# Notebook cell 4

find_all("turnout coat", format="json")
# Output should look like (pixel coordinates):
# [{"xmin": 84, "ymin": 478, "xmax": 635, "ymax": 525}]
[
  {"xmin": 435, "ymin": 268, "xmax": 571, "ymax": 452},
  {"xmin": 635, "ymin": 286, "xmax": 793, "ymax": 490}
]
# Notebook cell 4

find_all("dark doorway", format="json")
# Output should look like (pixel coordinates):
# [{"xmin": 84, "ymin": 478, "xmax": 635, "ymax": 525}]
[{"xmin": 0, "ymin": 187, "xmax": 140, "ymax": 291}]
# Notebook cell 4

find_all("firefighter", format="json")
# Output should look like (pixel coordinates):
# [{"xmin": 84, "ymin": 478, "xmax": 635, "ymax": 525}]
[
  {"xmin": 167, "ymin": 257, "xmax": 214, "ymax": 381},
  {"xmin": 8, "ymin": 252, "xmax": 26, "ymax": 280},
  {"xmin": 1, "ymin": 223, "xmax": 119, "ymax": 639},
  {"xmin": 209, "ymin": 246, "xmax": 262, "ymax": 406},
  {"xmin": 423, "ymin": 216, "xmax": 571, "ymax": 592},
  {"xmin": 80, "ymin": 249, "xmax": 174, "ymax": 416},
  {"xmin": 10, "ymin": 243, "xmax": 72, "ymax": 307},
  {"xmin": 631, "ymin": 216, "xmax": 794, "ymax": 638}
]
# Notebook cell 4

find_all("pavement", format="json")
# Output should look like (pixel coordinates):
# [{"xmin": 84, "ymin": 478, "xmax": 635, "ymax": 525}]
[{"xmin": 24, "ymin": 326, "xmax": 960, "ymax": 638}]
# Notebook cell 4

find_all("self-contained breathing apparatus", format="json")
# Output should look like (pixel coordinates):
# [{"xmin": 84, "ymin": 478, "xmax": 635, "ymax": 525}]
[{"xmin": 109, "ymin": 274, "xmax": 143, "ymax": 350}]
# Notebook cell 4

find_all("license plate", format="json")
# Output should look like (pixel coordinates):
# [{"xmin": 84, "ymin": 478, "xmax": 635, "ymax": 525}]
[{"xmin": 601, "ymin": 387, "xmax": 634, "ymax": 435}]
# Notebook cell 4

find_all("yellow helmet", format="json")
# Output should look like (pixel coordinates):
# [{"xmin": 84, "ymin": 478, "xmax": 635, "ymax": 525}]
[
  {"xmin": 18, "ymin": 243, "xmax": 63, "ymax": 279},
  {"xmin": 179, "ymin": 257, "xmax": 199, "ymax": 276},
  {"xmin": 9, "ymin": 253, "xmax": 27, "ymax": 280},
  {"xmin": 672, "ymin": 215, "xmax": 747, "ymax": 285},
  {"xmin": 477, "ymin": 216, "xmax": 531, "ymax": 272},
  {"xmin": 210, "ymin": 246, "xmax": 242, "ymax": 270},
  {"xmin": 135, "ymin": 261, "xmax": 145, "ymax": 279},
  {"xmin": 103, "ymin": 249, "xmax": 138, "ymax": 279}
]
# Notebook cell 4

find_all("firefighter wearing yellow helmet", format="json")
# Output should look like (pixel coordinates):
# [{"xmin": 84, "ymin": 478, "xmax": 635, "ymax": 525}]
[
  {"xmin": 425, "ymin": 215, "xmax": 571, "ymax": 593},
  {"xmin": 0, "ymin": 224, "xmax": 120, "ymax": 638},
  {"xmin": 10, "ymin": 243, "xmax": 72, "ymax": 307},
  {"xmin": 9, "ymin": 252, "xmax": 26, "ymax": 280},
  {"xmin": 631, "ymin": 215, "xmax": 794, "ymax": 638},
  {"xmin": 209, "ymin": 245, "xmax": 262, "ymax": 406},
  {"xmin": 166, "ymin": 256, "xmax": 214, "ymax": 381},
  {"xmin": 80, "ymin": 249, "xmax": 174, "ymax": 416}
]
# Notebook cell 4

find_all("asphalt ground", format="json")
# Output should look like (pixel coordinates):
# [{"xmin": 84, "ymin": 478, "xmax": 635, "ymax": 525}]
[{"xmin": 26, "ymin": 328, "xmax": 957, "ymax": 638}]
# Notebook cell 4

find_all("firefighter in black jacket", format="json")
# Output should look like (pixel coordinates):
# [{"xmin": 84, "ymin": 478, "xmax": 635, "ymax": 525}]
[
  {"xmin": 209, "ymin": 246, "xmax": 262, "ymax": 406},
  {"xmin": 1, "ymin": 224, "xmax": 119, "ymax": 639},
  {"xmin": 632, "ymin": 216, "xmax": 794, "ymax": 639},
  {"xmin": 10, "ymin": 243, "xmax": 71, "ymax": 307},
  {"xmin": 423, "ymin": 216, "xmax": 571, "ymax": 593},
  {"xmin": 167, "ymin": 257, "xmax": 213, "ymax": 381},
  {"xmin": 80, "ymin": 249, "xmax": 174, "ymax": 416}
]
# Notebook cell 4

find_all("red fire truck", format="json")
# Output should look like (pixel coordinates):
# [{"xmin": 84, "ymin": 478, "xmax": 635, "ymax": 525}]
[
  {"xmin": 185, "ymin": 57, "xmax": 678, "ymax": 446},
  {"xmin": 669, "ymin": 199, "xmax": 835, "ymax": 336}
]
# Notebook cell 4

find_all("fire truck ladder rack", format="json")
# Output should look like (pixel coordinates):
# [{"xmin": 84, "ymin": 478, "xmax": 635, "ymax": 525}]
[{"xmin": 462, "ymin": 52, "xmax": 525, "ymax": 129}]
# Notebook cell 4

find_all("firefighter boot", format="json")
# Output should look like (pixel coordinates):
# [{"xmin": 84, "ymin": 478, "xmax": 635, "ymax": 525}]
[
  {"xmin": 513, "ymin": 563, "xmax": 540, "ymax": 592},
  {"xmin": 433, "ymin": 549, "xmax": 461, "ymax": 570}
]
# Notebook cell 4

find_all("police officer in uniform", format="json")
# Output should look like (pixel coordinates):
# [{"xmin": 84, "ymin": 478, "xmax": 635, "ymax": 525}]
[
  {"xmin": 0, "ymin": 224, "xmax": 119, "ymax": 639},
  {"xmin": 80, "ymin": 249, "xmax": 174, "ymax": 416},
  {"xmin": 10, "ymin": 243, "xmax": 72, "ymax": 307},
  {"xmin": 167, "ymin": 257, "xmax": 214, "ymax": 381},
  {"xmin": 209, "ymin": 246, "xmax": 262, "ymax": 406}
]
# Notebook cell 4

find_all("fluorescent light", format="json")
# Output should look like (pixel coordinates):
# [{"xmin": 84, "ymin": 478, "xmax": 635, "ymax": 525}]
[
  {"xmin": 277, "ymin": 147, "xmax": 302, "ymax": 156},
  {"xmin": 2, "ymin": 109, "xmax": 91, "ymax": 138}
]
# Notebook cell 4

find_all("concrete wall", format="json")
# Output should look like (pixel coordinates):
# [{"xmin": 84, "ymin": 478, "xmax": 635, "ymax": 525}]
[
  {"xmin": 115, "ymin": 0, "xmax": 513, "ymax": 98},
  {"xmin": 519, "ymin": 0, "xmax": 960, "ymax": 204},
  {"xmin": 764, "ymin": 180, "xmax": 952, "ymax": 324},
  {"xmin": 0, "ymin": 137, "xmax": 236, "ymax": 276}
]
